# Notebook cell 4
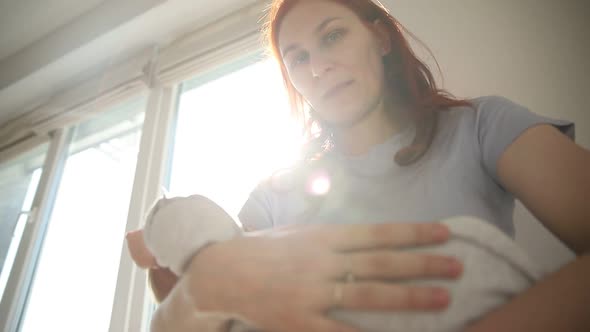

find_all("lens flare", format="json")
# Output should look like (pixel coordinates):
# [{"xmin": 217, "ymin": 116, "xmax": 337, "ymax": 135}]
[{"xmin": 306, "ymin": 173, "xmax": 331, "ymax": 196}]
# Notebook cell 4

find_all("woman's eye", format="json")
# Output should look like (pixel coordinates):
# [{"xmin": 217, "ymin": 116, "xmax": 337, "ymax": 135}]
[
  {"xmin": 323, "ymin": 30, "xmax": 344, "ymax": 45},
  {"xmin": 291, "ymin": 52, "xmax": 309, "ymax": 67}
]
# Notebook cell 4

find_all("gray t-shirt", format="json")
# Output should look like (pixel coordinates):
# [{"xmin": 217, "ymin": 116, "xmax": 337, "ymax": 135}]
[{"xmin": 238, "ymin": 96, "xmax": 575, "ymax": 237}]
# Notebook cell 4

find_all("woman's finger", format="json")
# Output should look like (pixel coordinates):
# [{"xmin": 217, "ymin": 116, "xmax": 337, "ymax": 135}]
[
  {"xmin": 299, "ymin": 222, "xmax": 450, "ymax": 251},
  {"xmin": 318, "ymin": 282, "xmax": 450, "ymax": 312},
  {"xmin": 327, "ymin": 251, "xmax": 463, "ymax": 281}
]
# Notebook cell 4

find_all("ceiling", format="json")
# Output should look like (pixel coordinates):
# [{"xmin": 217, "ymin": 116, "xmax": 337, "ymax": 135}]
[
  {"xmin": 0, "ymin": 0, "xmax": 106, "ymax": 60},
  {"xmin": 0, "ymin": 0, "xmax": 254, "ymax": 128}
]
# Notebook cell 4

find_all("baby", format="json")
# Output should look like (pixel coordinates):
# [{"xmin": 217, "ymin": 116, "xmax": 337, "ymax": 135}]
[{"xmin": 127, "ymin": 194, "xmax": 541, "ymax": 332}]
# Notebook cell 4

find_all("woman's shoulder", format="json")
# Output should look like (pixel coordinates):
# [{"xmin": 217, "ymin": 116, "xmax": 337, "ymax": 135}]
[
  {"xmin": 452, "ymin": 94, "xmax": 573, "ymax": 139},
  {"xmin": 240, "ymin": 163, "xmax": 316, "ymax": 230},
  {"xmin": 469, "ymin": 95, "xmax": 520, "ymax": 109},
  {"xmin": 246, "ymin": 162, "xmax": 309, "ymax": 202},
  {"xmin": 441, "ymin": 95, "xmax": 521, "ymax": 118},
  {"xmin": 439, "ymin": 95, "xmax": 531, "ymax": 135},
  {"xmin": 440, "ymin": 94, "xmax": 574, "ymax": 184}
]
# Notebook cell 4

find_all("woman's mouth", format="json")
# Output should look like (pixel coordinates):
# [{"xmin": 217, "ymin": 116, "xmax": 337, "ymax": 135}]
[{"xmin": 322, "ymin": 80, "xmax": 354, "ymax": 100}]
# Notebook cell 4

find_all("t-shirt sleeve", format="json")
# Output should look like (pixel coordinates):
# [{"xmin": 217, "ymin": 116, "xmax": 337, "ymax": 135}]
[
  {"xmin": 238, "ymin": 181, "xmax": 275, "ymax": 231},
  {"xmin": 475, "ymin": 95, "xmax": 575, "ymax": 186}
]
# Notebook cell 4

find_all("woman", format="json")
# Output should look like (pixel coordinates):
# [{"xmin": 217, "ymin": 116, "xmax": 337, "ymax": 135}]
[{"xmin": 149, "ymin": 0, "xmax": 590, "ymax": 331}]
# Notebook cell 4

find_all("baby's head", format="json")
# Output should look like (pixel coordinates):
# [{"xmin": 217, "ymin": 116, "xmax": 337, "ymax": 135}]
[
  {"xmin": 125, "ymin": 195, "xmax": 184, "ymax": 268},
  {"xmin": 126, "ymin": 229, "xmax": 157, "ymax": 269},
  {"xmin": 126, "ymin": 229, "xmax": 175, "ymax": 303},
  {"xmin": 126, "ymin": 194, "xmax": 240, "ymax": 302},
  {"xmin": 125, "ymin": 196, "xmax": 197, "ymax": 303}
]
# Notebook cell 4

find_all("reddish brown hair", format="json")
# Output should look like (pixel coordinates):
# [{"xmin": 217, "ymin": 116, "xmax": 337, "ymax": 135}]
[{"xmin": 264, "ymin": 0, "xmax": 471, "ymax": 165}]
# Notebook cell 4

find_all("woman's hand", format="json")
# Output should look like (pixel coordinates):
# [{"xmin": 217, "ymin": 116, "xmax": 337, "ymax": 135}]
[{"xmin": 179, "ymin": 222, "xmax": 463, "ymax": 332}]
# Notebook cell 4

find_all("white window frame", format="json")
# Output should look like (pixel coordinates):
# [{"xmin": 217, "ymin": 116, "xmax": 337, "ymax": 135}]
[{"xmin": 0, "ymin": 129, "xmax": 71, "ymax": 332}]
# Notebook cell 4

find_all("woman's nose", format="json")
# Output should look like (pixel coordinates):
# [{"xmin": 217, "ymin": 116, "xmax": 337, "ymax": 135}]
[{"xmin": 310, "ymin": 54, "xmax": 333, "ymax": 79}]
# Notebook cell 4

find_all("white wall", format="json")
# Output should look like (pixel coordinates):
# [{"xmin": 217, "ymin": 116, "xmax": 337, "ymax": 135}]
[{"xmin": 384, "ymin": 0, "xmax": 589, "ymax": 272}]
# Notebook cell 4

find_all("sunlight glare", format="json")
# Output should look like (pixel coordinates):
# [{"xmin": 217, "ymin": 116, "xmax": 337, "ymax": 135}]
[{"xmin": 169, "ymin": 59, "xmax": 304, "ymax": 216}]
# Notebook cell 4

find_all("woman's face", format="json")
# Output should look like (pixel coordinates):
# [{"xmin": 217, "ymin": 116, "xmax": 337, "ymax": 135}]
[{"xmin": 278, "ymin": 0, "xmax": 390, "ymax": 127}]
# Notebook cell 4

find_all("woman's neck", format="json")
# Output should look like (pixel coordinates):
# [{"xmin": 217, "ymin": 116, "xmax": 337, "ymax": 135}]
[{"xmin": 332, "ymin": 100, "xmax": 405, "ymax": 156}]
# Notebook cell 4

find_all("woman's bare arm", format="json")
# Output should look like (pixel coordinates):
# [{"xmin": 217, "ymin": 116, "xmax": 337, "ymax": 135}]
[
  {"xmin": 465, "ymin": 254, "xmax": 590, "ymax": 331},
  {"xmin": 468, "ymin": 125, "xmax": 590, "ymax": 331},
  {"xmin": 150, "ymin": 267, "xmax": 240, "ymax": 332}
]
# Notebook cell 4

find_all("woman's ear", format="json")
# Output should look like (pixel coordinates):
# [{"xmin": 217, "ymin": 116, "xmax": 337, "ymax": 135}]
[{"xmin": 373, "ymin": 19, "xmax": 391, "ymax": 56}]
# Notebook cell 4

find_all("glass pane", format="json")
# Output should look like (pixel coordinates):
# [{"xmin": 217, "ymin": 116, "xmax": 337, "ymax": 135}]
[
  {"xmin": 169, "ymin": 58, "xmax": 302, "ymax": 218},
  {"xmin": 19, "ymin": 97, "xmax": 146, "ymax": 332},
  {"xmin": 0, "ymin": 144, "xmax": 48, "ymax": 302}
]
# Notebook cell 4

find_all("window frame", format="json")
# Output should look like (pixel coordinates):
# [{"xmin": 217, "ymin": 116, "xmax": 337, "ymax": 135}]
[
  {"xmin": 0, "ymin": 2, "xmax": 266, "ymax": 330},
  {"xmin": 0, "ymin": 129, "xmax": 71, "ymax": 332}
]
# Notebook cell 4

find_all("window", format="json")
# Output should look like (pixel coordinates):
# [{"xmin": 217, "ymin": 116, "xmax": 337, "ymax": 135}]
[
  {"xmin": 0, "ymin": 144, "xmax": 49, "ymax": 303},
  {"xmin": 167, "ymin": 57, "xmax": 302, "ymax": 218},
  {"xmin": 17, "ymin": 97, "xmax": 146, "ymax": 332}
]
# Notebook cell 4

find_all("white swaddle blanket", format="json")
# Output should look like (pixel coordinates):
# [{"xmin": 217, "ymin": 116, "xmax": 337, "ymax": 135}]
[{"xmin": 143, "ymin": 194, "xmax": 541, "ymax": 332}]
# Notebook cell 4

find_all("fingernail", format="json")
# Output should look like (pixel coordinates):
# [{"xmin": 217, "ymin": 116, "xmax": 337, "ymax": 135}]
[
  {"xmin": 448, "ymin": 260, "xmax": 463, "ymax": 277},
  {"xmin": 432, "ymin": 225, "xmax": 449, "ymax": 240},
  {"xmin": 433, "ymin": 289, "xmax": 450, "ymax": 307}
]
